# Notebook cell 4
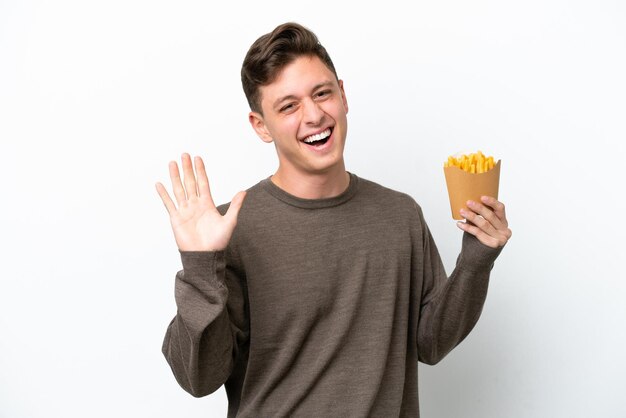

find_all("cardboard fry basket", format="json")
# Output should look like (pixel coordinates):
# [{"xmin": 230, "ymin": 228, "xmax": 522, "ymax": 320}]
[{"xmin": 444, "ymin": 160, "xmax": 501, "ymax": 220}]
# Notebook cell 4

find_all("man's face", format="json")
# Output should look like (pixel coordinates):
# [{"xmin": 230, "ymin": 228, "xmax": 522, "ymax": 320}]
[{"xmin": 249, "ymin": 55, "xmax": 349, "ymax": 178}]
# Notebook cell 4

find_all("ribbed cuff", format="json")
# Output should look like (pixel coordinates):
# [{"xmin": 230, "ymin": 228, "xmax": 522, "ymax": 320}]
[
  {"xmin": 179, "ymin": 250, "xmax": 226, "ymax": 288},
  {"xmin": 458, "ymin": 232, "xmax": 504, "ymax": 272}
]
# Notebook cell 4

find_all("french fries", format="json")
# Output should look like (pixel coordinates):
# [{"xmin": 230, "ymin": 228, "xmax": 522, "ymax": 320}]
[{"xmin": 444, "ymin": 151, "xmax": 495, "ymax": 174}]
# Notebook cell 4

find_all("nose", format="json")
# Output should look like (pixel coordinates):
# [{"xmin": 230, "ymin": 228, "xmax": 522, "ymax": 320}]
[{"xmin": 302, "ymin": 98, "xmax": 324, "ymax": 125}]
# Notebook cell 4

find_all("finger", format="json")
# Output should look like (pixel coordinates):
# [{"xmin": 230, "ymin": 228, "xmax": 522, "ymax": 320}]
[
  {"xmin": 155, "ymin": 182, "xmax": 177, "ymax": 215},
  {"xmin": 479, "ymin": 197, "xmax": 512, "ymax": 241},
  {"xmin": 456, "ymin": 220, "xmax": 501, "ymax": 248},
  {"xmin": 480, "ymin": 196, "xmax": 508, "ymax": 227},
  {"xmin": 460, "ymin": 207, "xmax": 498, "ymax": 237},
  {"xmin": 194, "ymin": 156, "xmax": 215, "ymax": 207},
  {"xmin": 466, "ymin": 199, "xmax": 505, "ymax": 231},
  {"xmin": 168, "ymin": 161, "xmax": 186, "ymax": 205},
  {"xmin": 181, "ymin": 153, "xmax": 198, "ymax": 199},
  {"xmin": 224, "ymin": 191, "xmax": 247, "ymax": 225}
]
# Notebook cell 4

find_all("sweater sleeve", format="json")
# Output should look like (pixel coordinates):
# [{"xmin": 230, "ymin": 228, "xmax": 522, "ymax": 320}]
[
  {"xmin": 415, "ymin": 207, "xmax": 503, "ymax": 365},
  {"xmin": 161, "ymin": 250, "xmax": 249, "ymax": 397}
]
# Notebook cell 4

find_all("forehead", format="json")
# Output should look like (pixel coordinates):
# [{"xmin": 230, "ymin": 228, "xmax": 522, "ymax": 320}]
[{"xmin": 259, "ymin": 55, "xmax": 337, "ymax": 107}]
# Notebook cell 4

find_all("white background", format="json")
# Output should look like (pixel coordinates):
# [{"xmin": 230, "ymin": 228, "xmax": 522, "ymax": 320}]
[{"xmin": 1, "ymin": 0, "xmax": 625, "ymax": 417}]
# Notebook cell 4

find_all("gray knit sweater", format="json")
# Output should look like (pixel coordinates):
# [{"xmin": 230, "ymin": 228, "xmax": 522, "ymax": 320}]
[{"xmin": 162, "ymin": 172, "xmax": 503, "ymax": 417}]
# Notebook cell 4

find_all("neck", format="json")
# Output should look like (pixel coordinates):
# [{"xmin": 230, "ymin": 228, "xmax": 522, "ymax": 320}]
[{"xmin": 271, "ymin": 164, "xmax": 350, "ymax": 199}]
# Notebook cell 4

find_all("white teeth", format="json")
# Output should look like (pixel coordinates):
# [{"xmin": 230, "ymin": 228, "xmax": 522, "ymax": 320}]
[{"xmin": 303, "ymin": 128, "xmax": 331, "ymax": 143}]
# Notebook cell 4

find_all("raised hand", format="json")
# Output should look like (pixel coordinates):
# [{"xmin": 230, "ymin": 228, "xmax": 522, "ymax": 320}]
[
  {"xmin": 155, "ymin": 153, "xmax": 246, "ymax": 252},
  {"xmin": 456, "ymin": 196, "xmax": 512, "ymax": 249}
]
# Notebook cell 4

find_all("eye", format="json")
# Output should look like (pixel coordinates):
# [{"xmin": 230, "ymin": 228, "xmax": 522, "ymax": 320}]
[
  {"xmin": 316, "ymin": 90, "xmax": 331, "ymax": 98},
  {"xmin": 280, "ymin": 103, "xmax": 295, "ymax": 112}
]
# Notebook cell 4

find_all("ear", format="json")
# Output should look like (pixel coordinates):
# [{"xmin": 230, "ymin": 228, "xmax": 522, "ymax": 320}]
[
  {"xmin": 338, "ymin": 79, "xmax": 349, "ymax": 114},
  {"xmin": 248, "ymin": 111, "xmax": 273, "ymax": 143}
]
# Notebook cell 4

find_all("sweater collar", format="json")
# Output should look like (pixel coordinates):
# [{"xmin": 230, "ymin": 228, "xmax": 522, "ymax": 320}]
[{"xmin": 260, "ymin": 171, "xmax": 359, "ymax": 209}]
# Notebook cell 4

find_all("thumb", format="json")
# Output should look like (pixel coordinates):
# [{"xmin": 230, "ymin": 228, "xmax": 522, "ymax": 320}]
[{"xmin": 224, "ymin": 191, "xmax": 247, "ymax": 224}]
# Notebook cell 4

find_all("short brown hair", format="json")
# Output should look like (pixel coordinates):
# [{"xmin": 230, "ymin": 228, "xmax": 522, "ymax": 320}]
[{"xmin": 241, "ymin": 22, "xmax": 339, "ymax": 114}]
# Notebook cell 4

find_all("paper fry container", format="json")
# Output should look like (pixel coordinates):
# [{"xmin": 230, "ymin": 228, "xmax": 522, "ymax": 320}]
[{"xmin": 444, "ymin": 160, "xmax": 501, "ymax": 220}]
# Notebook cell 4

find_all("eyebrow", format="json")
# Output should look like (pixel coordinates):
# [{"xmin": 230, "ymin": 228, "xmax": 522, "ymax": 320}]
[{"xmin": 272, "ymin": 81, "xmax": 335, "ymax": 109}]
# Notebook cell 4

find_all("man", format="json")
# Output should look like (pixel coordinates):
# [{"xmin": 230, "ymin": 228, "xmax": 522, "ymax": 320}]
[{"xmin": 156, "ymin": 22, "xmax": 511, "ymax": 417}]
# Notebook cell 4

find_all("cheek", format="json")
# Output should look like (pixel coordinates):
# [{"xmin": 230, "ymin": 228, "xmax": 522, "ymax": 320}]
[
  {"xmin": 275, "ymin": 115, "xmax": 300, "ymax": 134},
  {"xmin": 266, "ymin": 116, "xmax": 297, "ymax": 139},
  {"xmin": 326, "ymin": 100, "xmax": 347, "ymax": 120}
]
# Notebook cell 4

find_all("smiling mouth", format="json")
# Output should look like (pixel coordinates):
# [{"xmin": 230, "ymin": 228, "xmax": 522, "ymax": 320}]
[{"xmin": 302, "ymin": 128, "xmax": 332, "ymax": 147}]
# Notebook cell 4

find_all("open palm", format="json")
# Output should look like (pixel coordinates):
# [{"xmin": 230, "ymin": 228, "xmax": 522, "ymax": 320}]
[{"xmin": 155, "ymin": 153, "xmax": 246, "ymax": 252}]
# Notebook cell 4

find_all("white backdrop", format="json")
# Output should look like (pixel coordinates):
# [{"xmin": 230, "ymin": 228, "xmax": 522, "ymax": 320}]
[{"xmin": 1, "ymin": 1, "xmax": 625, "ymax": 417}]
